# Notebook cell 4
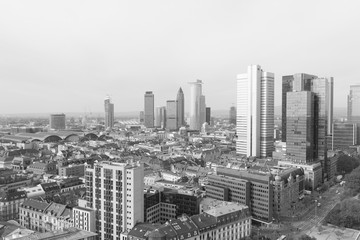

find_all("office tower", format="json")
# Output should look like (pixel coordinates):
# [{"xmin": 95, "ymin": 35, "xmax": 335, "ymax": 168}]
[
  {"xmin": 236, "ymin": 65, "xmax": 274, "ymax": 158},
  {"xmin": 332, "ymin": 122, "xmax": 358, "ymax": 150},
  {"xmin": 104, "ymin": 96, "xmax": 114, "ymax": 129},
  {"xmin": 49, "ymin": 113, "xmax": 66, "ymax": 130},
  {"xmin": 154, "ymin": 106, "xmax": 163, "ymax": 128},
  {"xmin": 206, "ymin": 168, "xmax": 273, "ymax": 223},
  {"xmin": 144, "ymin": 91, "xmax": 154, "ymax": 128},
  {"xmin": 85, "ymin": 161, "xmax": 144, "ymax": 240},
  {"xmin": 286, "ymin": 91, "xmax": 315, "ymax": 163},
  {"xmin": 282, "ymin": 75, "xmax": 333, "ymax": 140},
  {"xmin": 348, "ymin": 85, "xmax": 360, "ymax": 123},
  {"xmin": 229, "ymin": 106, "xmax": 236, "ymax": 124},
  {"xmin": 166, "ymin": 100, "xmax": 178, "ymax": 130},
  {"xmin": 200, "ymin": 95, "xmax": 206, "ymax": 126},
  {"xmin": 139, "ymin": 111, "xmax": 144, "ymax": 123},
  {"xmin": 176, "ymin": 87, "xmax": 185, "ymax": 127},
  {"xmin": 206, "ymin": 107, "xmax": 211, "ymax": 125},
  {"xmin": 189, "ymin": 80, "xmax": 203, "ymax": 131}
]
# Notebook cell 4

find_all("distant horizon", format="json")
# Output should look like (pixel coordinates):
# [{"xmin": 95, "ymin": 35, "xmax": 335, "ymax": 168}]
[{"xmin": 0, "ymin": 106, "xmax": 349, "ymax": 119}]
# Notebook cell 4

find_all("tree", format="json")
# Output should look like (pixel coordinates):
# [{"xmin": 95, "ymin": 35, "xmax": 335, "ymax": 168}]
[{"xmin": 337, "ymin": 154, "xmax": 360, "ymax": 174}]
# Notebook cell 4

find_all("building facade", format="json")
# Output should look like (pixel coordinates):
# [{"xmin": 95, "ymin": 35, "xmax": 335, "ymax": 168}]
[
  {"xmin": 104, "ymin": 96, "xmax": 114, "ymax": 129},
  {"xmin": 144, "ymin": 91, "xmax": 155, "ymax": 128},
  {"xmin": 85, "ymin": 161, "xmax": 144, "ymax": 240},
  {"xmin": 206, "ymin": 168, "xmax": 273, "ymax": 223},
  {"xmin": 50, "ymin": 114, "xmax": 66, "ymax": 130},
  {"xmin": 58, "ymin": 164, "xmax": 85, "ymax": 177},
  {"xmin": 331, "ymin": 122, "xmax": 358, "ymax": 150},
  {"xmin": 348, "ymin": 85, "xmax": 360, "ymax": 123},
  {"xmin": 189, "ymin": 80, "xmax": 204, "ymax": 131},
  {"xmin": 236, "ymin": 65, "xmax": 274, "ymax": 158},
  {"xmin": 0, "ymin": 190, "xmax": 27, "ymax": 221},
  {"xmin": 286, "ymin": 91, "xmax": 315, "ymax": 163},
  {"xmin": 229, "ymin": 106, "xmax": 236, "ymax": 125},
  {"xmin": 166, "ymin": 100, "xmax": 178, "ymax": 130},
  {"xmin": 176, "ymin": 87, "xmax": 185, "ymax": 127}
]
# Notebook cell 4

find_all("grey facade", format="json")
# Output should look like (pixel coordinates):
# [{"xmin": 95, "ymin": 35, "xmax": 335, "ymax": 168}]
[{"xmin": 144, "ymin": 91, "xmax": 154, "ymax": 128}]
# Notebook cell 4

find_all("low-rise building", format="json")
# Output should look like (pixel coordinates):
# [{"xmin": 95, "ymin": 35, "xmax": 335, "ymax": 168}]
[
  {"xmin": 16, "ymin": 227, "xmax": 97, "ymax": 240},
  {"xmin": 19, "ymin": 199, "xmax": 72, "ymax": 233},
  {"xmin": 59, "ymin": 164, "xmax": 85, "ymax": 177},
  {"xmin": 0, "ymin": 189, "xmax": 27, "ymax": 221},
  {"xmin": 27, "ymin": 161, "xmax": 57, "ymax": 175}
]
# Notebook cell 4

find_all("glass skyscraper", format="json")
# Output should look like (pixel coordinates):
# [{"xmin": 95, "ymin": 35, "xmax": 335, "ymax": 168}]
[
  {"xmin": 104, "ymin": 96, "xmax": 114, "ymax": 129},
  {"xmin": 236, "ymin": 65, "xmax": 274, "ymax": 158},
  {"xmin": 144, "ymin": 91, "xmax": 154, "ymax": 128}
]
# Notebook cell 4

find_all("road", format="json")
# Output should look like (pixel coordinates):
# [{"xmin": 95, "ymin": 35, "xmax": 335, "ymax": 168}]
[{"xmin": 292, "ymin": 184, "xmax": 343, "ymax": 232}]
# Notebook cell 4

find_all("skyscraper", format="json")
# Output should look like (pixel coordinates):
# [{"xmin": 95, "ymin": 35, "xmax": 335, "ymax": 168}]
[
  {"xmin": 283, "ymin": 75, "xmax": 334, "ymax": 174},
  {"xmin": 154, "ymin": 106, "xmax": 163, "ymax": 128},
  {"xmin": 189, "ymin": 80, "xmax": 203, "ymax": 131},
  {"xmin": 104, "ymin": 96, "xmax": 114, "ymax": 129},
  {"xmin": 49, "ymin": 113, "xmax": 66, "ymax": 130},
  {"xmin": 348, "ymin": 85, "xmax": 360, "ymax": 123},
  {"xmin": 166, "ymin": 100, "xmax": 177, "ymax": 130},
  {"xmin": 85, "ymin": 161, "xmax": 144, "ymax": 239},
  {"xmin": 229, "ymin": 106, "xmax": 236, "ymax": 125},
  {"xmin": 286, "ymin": 91, "xmax": 315, "ymax": 163},
  {"xmin": 236, "ymin": 65, "xmax": 274, "ymax": 158},
  {"xmin": 206, "ymin": 107, "xmax": 211, "ymax": 125},
  {"xmin": 200, "ymin": 95, "xmax": 206, "ymax": 126},
  {"xmin": 144, "ymin": 91, "xmax": 154, "ymax": 128},
  {"xmin": 176, "ymin": 87, "xmax": 185, "ymax": 127}
]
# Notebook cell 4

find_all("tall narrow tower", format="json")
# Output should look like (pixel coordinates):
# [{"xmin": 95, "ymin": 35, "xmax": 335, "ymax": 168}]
[
  {"xmin": 176, "ymin": 87, "xmax": 185, "ymax": 127},
  {"xmin": 104, "ymin": 96, "xmax": 114, "ymax": 129},
  {"xmin": 144, "ymin": 91, "xmax": 154, "ymax": 128},
  {"xmin": 236, "ymin": 65, "xmax": 274, "ymax": 158},
  {"xmin": 189, "ymin": 80, "xmax": 203, "ymax": 131}
]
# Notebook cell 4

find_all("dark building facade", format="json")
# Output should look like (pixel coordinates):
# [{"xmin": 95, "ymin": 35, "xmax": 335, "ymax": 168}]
[
  {"xmin": 205, "ymin": 107, "xmax": 211, "ymax": 125},
  {"xmin": 286, "ymin": 91, "xmax": 315, "ymax": 163},
  {"xmin": 144, "ymin": 91, "xmax": 155, "ymax": 128},
  {"xmin": 332, "ymin": 122, "xmax": 358, "ymax": 150},
  {"xmin": 176, "ymin": 88, "xmax": 185, "ymax": 127},
  {"xmin": 229, "ymin": 106, "xmax": 236, "ymax": 125}
]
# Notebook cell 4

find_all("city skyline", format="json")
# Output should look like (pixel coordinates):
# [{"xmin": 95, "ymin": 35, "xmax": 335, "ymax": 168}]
[{"xmin": 1, "ymin": 1, "xmax": 360, "ymax": 114}]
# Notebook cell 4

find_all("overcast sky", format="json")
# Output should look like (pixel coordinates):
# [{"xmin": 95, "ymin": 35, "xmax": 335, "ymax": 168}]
[{"xmin": 1, "ymin": 0, "xmax": 359, "ymax": 115}]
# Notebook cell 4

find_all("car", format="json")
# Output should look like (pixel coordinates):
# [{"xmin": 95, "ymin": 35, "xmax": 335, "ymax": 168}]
[{"xmin": 317, "ymin": 202, "xmax": 321, "ymax": 207}]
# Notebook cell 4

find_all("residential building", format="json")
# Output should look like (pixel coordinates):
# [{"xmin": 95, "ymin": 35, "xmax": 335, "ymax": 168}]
[
  {"xmin": 19, "ymin": 199, "xmax": 72, "ymax": 232},
  {"xmin": 189, "ymin": 80, "xmax": 204, "ymax": 131},
  {"xmin": 59, "ymin": 164, "xmax": 86, "ymax": 177},
  {"xmin": 236, "ymin": 65, "xmax": 274, "ymax": 158},
  {"xmin": 166, "ymin": 100, "xmax": 178, "ymax": 130},
  {"xmin": 104, "ymin": 95, "xmax": 115, "ymax": 129},
  {"xmin": 27, "ymin": 161, "xmax": 57, "ymax": 175},
  {"xmin": 144, "ymin": 91, "xmax": 155, "ymax": 128},
  {"xmin": 73, "ymin": 199, "xmax": 96, "ymax": 233},
  {"xmin": 50, "ymin": 114, "xmax": 66, "ymax": 130},
  {"xmin": 16, "ymin": 227, "xmax": 97, "ymax": 240},
  {"xmin": 85, "ymin": 161, "xmax": 144, "ymax": 239},
  {"xmin": 177, "ymin": 87, "xmax": 185, "ymax": 127},
  {"xmin": 0, "ymin": 189, "xmax": 27, "ymax": 221},
  {"xmin": 128, "ymin": 202, "xmax": 251, "ymax": 240}
]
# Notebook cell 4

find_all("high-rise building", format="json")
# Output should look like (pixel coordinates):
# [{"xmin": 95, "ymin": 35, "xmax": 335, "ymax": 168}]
[
  {"xmin": 200, "ymin": 95, "xmax": 206, "ymax": 126},
  {"xmin": 144, "ymin": 91, "xmax": 154, "ymax": 128},
  {"xmin": 332, "ymin": 122, "xmax": 358, "ymax": 150},
  {"xmin": 154, "ymin": 106, "xmax": 163, "ymax": 128},
  {"xmin": 176, "ymin": 87, "xmax": 185, "ymax": 127},
  {"xmin": 286, "ymin": 91, "xmax": 315, "ymax": 163},
  {"xmin": 166, "ymin": 100, "xmax": 178, "ymax": 130},
  {"xmin": 50, "ymin": 114, "xmax": 66, "ymax": 130},
  {"xmin": 236, "ymin": 65, "xmax": 274, "ymax": 158},
  {"xmin": 283, "ymin": 75, "xmax": 334, "ymax": 177},
  {"xmin": 85, "ymin": 161, "xmax": 144, "ymax": 240},
  {"xmin": 189, "ymin": 80, "xmax": 204, "ymax": 131},
  {"xmin": 206, "ymin": 107, "xmax": 211, "ymax": 125},
  {"xmin": 229, "ymin": 106, "xmax": 236, "ymax": 125},
  {"xmin": 348, "ymin": 85, "xmax": 360, "ymax": 123},
  {"xmin": 104, "ymin": 96, "xmax": 114, "ymax": 129},
  {"xmin": 139, "ymin": 111, "xmax": 144, "ymax": 123}
]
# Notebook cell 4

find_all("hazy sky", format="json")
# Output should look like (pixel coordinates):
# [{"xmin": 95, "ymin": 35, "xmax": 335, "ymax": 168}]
[{"xmin": 1, "ymin": 0, "xmax": 359, "ymax": 115}]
